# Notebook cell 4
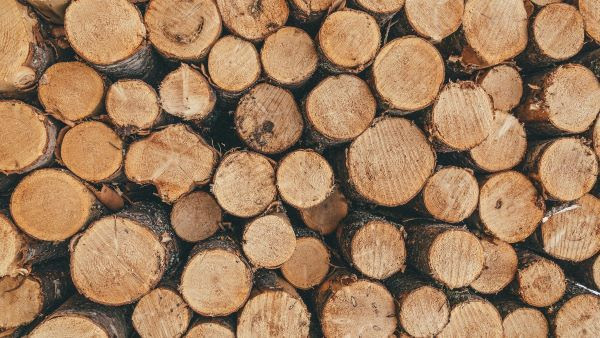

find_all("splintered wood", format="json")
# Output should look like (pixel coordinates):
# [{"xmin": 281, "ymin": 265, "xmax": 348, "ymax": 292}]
[{"xmin": 2, "ymin": 0, "xmax": 600, "ymax": 337}]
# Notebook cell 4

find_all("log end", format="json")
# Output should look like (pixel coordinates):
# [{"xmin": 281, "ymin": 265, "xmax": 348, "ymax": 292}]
[
  {"xmin": 170, "ymin": 191, "xmax": 223, "ymax": 243},
  {"xmin": 502, "ymin": 307, "xmax": 548, "ymax": 338},
  {"xmin": 299, "ymin": 189, "xmax": 348, "ymax": 235},
  {"xmin": 517, "ymin": 256, "xmax": 566, "ymax": 307},
  {"xmin": 159, "ymin": 64, "xmax": 216, "ymax": 121},
  {"xmin": 422, "ymin": 166, "xmax": 478, "ymax": 223},
  {"xmin": 132, "ymin": 287, "xmax": 192, "ymax": 338},
  {"xmin": 477, "ymin": 65, "xmax": 523, "ymax": 112},
  {"xmin": 0, "ymin": 276, "xmax": 43, "ymax": 330},
  {"xmin": 404, "ymin": 0, "xmax": 463, "ymax": 42},
  {"xmin": 438, "ymin": 298, "xmax": 503, "ymax": 338},
  {"xmin": 242, "ymin": 213, "xmax": 296, "ymax": 269},
  {"xmin": 398, "ymin": 285, "xmax": 449, "ymax": 337},
  {"xmin": 533, "ymin": 4, "xmax": 584, "ymax": 61},
  {"xmin": 106, "ymin": 79, "xmax": 161, "ymax": 132},
  {"xmin": 429, "ymin": 229, "xmax": 484, "ymax": 289},
  {"xmin": 208, "ymin": 36, "xmax": 260, "ymax": 94},
  {"xmin": 553, "ymin": 294, "xmax": 600, "ymax": 338},
  {"xmin": 281, "ymin": 236, "xmax": 330, "ymax": 289},
  {"xmin": 470, "ymin": 238, "xmax": 518, "ymax": 294}
]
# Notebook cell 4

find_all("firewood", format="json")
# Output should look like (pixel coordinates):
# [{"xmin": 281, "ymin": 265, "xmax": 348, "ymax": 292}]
[
  {"xmin": 437, "ymin": 290, "xmax": 503, "ymax": 338},
  {"xmin": 280, "ymin": 227, "xmax": 330, "ymax": 289},
  {"xmin": 305, "ymin": 74, "xmax": 376, "ymax": 146},
  {"xmin": 237, "ymin": 270, "xmax": 311, "ymax": 338},
  {"xmin": 385, "ymin": 273, "xmax": 450, "ymax": 337},
  {"xmin": 132, "ymin": 284, "xmax": 192, "ymax": 338},
  {"xmin": 299, "ymin": 188, "xmax": 348, "ymax": 235},
  {"xmin": 26, "ymin": 0, "xmax": 70, "ymax": 24},
  {"xmin": 0, "ymin": 101, "xmax": 56, "ymax": 175},
  {"xmin": 494, "ymin": 300, "xmax": 549, "ymax": 338},
  {"xmin": 393, "ymin": 0, "xmax": 464, "ymax": 43},
  {"xmin": 70, "ymin": 203, "xmax": 179, "ymax": 306},
  {"xmin": 144, "ymin": 0, "xmax": 222, "ymax": 62},
  {"xmin": 577, "ymin": 0, "xmax": 600, "ymax": 44},
  {"xmin": 511, "ymin": 250, "xmax": 566, "ymax": 307},
  {"xmin": 125, "ymin": 124, "xmax": 219, "ymax": 203},
  {"xmin": 337, "ymin": 212, "xmax": 406, "ymax": 280},
  {"xmin": 215, "ymin": 0, "xmax": 288, "ymax": 42},
  {"xmin": 475, "ymin": 170, "xmax": 545, "ymax": 243},
  {"xmin": 315, "ymin": 270, "xmax": 397, "ymax": 338},
  {"xmin": 546, "ymin": 281, "xmax": 600, "ymax": 337},
  {"xmin": 573, "ymin": 254, "xmax": 600, "ymax": 290},
  {"xmin": 106, "ymin": 79, "xmax": 163, "ymax": 135},
  {"xmin": 207, "ymin": 36, "xmax": 261, "ymax": 99},
  {"xmin": 28, "ymin": 295, "xmax": 131, "ymax": 338},
  {"xmin": 288, "ymin": 0, "xmax": 331, "ymax": 22},
  {"xmin": 370, "ymin": 36, "xmax": 445, "ymax": 114},
  {"xmin": 341, "ymin": 117, "xmax": 436, "ymax": 206},
  {"xmin": 411, "ymin": 166, "xmax": 479, "ymax": 223},
  {"xmin": 235, "ymin": 83, "xmax": 303, "ymax": 154},
  {"xmin": 317, "ymin": 9, "xmax": 381, "ymax": 73},
  {"xmin": 170, "ymin": 191, "xmax": 223, "ymax": 243},
  {"xmin": 475, "ymin": 65, "xmax": 523, "ymax": 112},
  {"xmin": 211, "ymin": 151, "xmax": 277, "ymax": 218},
  {"xmin": 159, "ymin": 64, "xmax": 216, "ymax": 122},
  {"xmin": 523, "ymin": 137, "xmax": 598, "ymax": 201},
  {"xmin": 10, "ymin": 168, "xmax": 103, "ymax": 241},
  {"xmin": 470, "ymin": 236, "xmax": 518, "ymax": 294},
  {"xmin": 0, "ymin": 261, "xmax": 73, "ymax": 331},
  {"xmin": 351, "ymin": 0, "xmax": 404, "ymax": 24},
  {"xmin": 185, "ymin": 318, "xmax": 234, "ymax": 338},
  {"xmin": 242, "ymin": 212, "xmax": 296, "ymax": 269},
  {"xmin": 0, "ymin": 0, "xmax": 55, "ymax": 99},
  {"xmin": 180, "ymin": 235, "xmax": 252, "ymax": 316},
  {"xmin": 516, "ymin": 64, "xmax": 600, "ymax": 135},
  {"xmin": 424, "ymin": 81, "xmax": 495, "ymax": 152},
  {"xmin": 404, "ymin": 220, "xmax": 484, "ymax": 289}
]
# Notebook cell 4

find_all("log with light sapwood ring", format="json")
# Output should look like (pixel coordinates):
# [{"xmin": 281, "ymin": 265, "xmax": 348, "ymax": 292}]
[
  {"xmin": 105, "ymin": 79, "xmax": 163, "ymax": 135},
  {"xmin": 493, "ymin": 300, "xmax": 549, "ymax": 338},
  {"xmin": 578, "ymin": 0, "xmax": 600, "ymax": 44},
  {"xmin": 211, "ymin": 150, "xmax": 277, "ymax": 218},
  {"xmin": 180, "ymin": 235, "xmax": 253, "ymax": 317},
  {"xmin": 215, "ymin": 0, "xmax": 288, "ymax": 42},
  {"xmin": 475, "ymin": 65, "xmax": 523, "ymax": 112},
  {"xmin": 341, "ymin": 116, "xmax": 436, "ymax": 207},
  {"xmin": 280, "ymin": 227, "xmax": 330, "ymax": 290},
  {"xmin": 299, "ymin": 188, "xmax": 348, "ymax": 235},
  {"xmin": 185, "ymin": 318, "xmax": 235, "ymax": 338},
  {"xmin": 132, "ymin": 284, "xmax": 193, "ymax": 338},
  {"xmin": 470, "ymin": 236, "xmax": 518, "ymax": 295},
  {"xmin": 437, "ymin": 290, "xmax": 503, "ymax": 338},
  {"xmin": 337, "ymin": 212, "xmax": 406, "ymax": 280},
  {"xmin": 475, "ymin": 170, "xmax": 545, "ymax": 244},
  {"xmin": 159, "ymin": 63, "xmax": 216, "ymax": 122},
  {"xmin": 545, "ymin": 282, "xmax": 600, "ymax": 338},
  {"xmin": 10, "ymin": 168, "xmax": 104, "ymax": 242},
  {"xmin": 241, "ymin": 212, "xmax": 296, "ymax": 269},
  {"xmin": 511, "ymin": 250, "xmax": 566, "ymax": 308},
  {"xmin": 64, "ymin": 0, "xmax": 155, "ymax": 79},
  {"xmin": 350, "ymin": 0, "xmax": 404, "ymax": 24},
  {"xmin": 125, "ymin": 124, "xmax": 219, "ymax": 203},
  {"xmin": 516, "ymin": 64, "xmax": 600, "ymax": 135},
  {"xmin": 70, "ymin": 203, "xmax": 179, "ymax": 306},
  {"xmin": 522, "ymin": 137, "xmax": 598, "ymax": 202},
  {"xmin": 370, "ymin": 36, "xmax": 445, "ymax": 114},
  {"xmin": 393, "ymin": 0, "xmax": 464, "ymax": 43},
  {"xmin": 144, "ymin": 0, "xmax": 222, "ymax": 62},
  {"xmin": 170, "ymin": 191, "xmax": 223, "ymax": 243},
  {"xmin": 26, "ymin": 0, "xmax": 70, "ymax": 24},
  {"xmin": 404, "ymin": 220, "xmax": 484, "ymax": 289},
  {"xmin": 317, "ymin": 9, "xmax": 381, "ymax": 74},
  {"xmin": 573, "ymin": 254, "xmax": 600, "ymax": 290},
  {"xmin": 315, "ymin": 270, "xmax": 397, "ymax": 338},
  {"xmin": 384, "ymin": 273, "xmax": 450, "ymax": 337},
  {"xmin": 234, "ymin": 83, "xmax": 304, "ymax": 155},
  {"xmin": 0, "ymin": 101, "xmax": 57, "ymax": 175}
]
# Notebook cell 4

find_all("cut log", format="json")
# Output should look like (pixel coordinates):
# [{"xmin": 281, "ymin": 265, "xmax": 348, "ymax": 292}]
[
  {"xmin": 385, "ymin": 273, "xmax": 449, "ymax": 337},
  {"xmin": 288, "ymin": 0, "xmax": 331, "ymax": 22},
  {"xmin": 276, "ymin": 150, "xmax": 334, "ymax": 209},
  {"xmin": 242, "ymin": 212, "xmax": 296, "ymax": 269},
  {"xmin": 546, "ymin": 282, "xmax": 600, "ymax": 338},
  {"xmin": 511, "ymin": 250, "xmax": 566, "ymax": 307},
  {"xmin": 132, "ymin": 285, "xmax": 192, "ymax": 338},
  {"xmin": 0, "ymin": 0, "xmax": 55, "ymax": 99},
  {"xmin": 578, "ymin": 0, "xmax": 600, "ymax": 44},
  {"xmin": 299, "ymin": 188, "xmax": 348, "ymax": 235},
  {"xmin": 106, "ymin": 79, "xmax": 163, "ymax": 135},
  {"xmin": 211, "ymin": 151, "xmax": 276, "ymax": 218},
  {"xmin": 470, "ymin": 236, "xmax": 518, "ymax": 294},
  {"xmin": 215, "ymin": 0, "xmax": 288, "ymax": 42},
  {"xmin": 342, "ymin": 117, "xmax": 436, "ymax": 206},
  {"xmin": 280, "ymin": 227, "xmax": 330, "ymax": 289},
  {"xmin": 523, "ymin": 137, "xmax": 598, "ymax": 201},
  {"xmin": 412, "ymin": 166, "xmax": 479, "ymax": 223},
  {"xmin": 70, "ymin": 203, "xmax": 179, "ymax": 305},
  {"xmin": 424, "ymin": 81, "xmax": 495, "ymax": 152},
  {"xmin": 351, "ymin": 0, "xmax": 404, "ymax": 24},
  {"xmin": 26, "ymin": 0, "xmax": 69, "ymax": 24},
  {"xmin": 370, "ymin": 36, "xmax": 445, "ymax": 114},
  {"xmin": 170, "ymin": 191, "xmax": 223, "ymax": 243},
  {"xmin": 235, "ymin": 83, "xmax": 303, "ymax": 154},
  {"xmin": 516, "ymin": 64, "xmax": 600, "ymax": 135},
  {"xmin": 315, "ymin": 270, "xmax": 397, "ymax": 338},
  {"xmin": 0, "ymin": 101, "xmax": 57, "ymax": 175},
  {"xmin": 125, "ymin": 124, "xmax": 219, "ymax": 203},
  {"xmin": 437, "ymin": 290, "xmax": 503, "ymax": 338},
  {"xmin": 159, "ymin": 64, "xmax": 216, "ymax": 122},
  {"xmin": 207, "ymin": 36, "xmax": 261, "ymax": 99},
  {"xmin": 394, "ymin": 0, "xmax": 464, "ymax": 43},
  {"xmin": 573, "ymin": 255, "xmax": 600, "ymax": 290},
  {"xmin": 144, "ymin": 0, "xmax": 222, "ymax": 62},
  {"xmin": 0, "ymin": 261, "xmax": 73, "ymax": 331},
  {"xmin": 317, "ymin": 9, "xmax": 381, "ymax": 73},
  {"xmin": 10, "ymin": 168, "xmax": 102, "ymax": 241},
  {"xmin": 180, "ymin": 235, "xmax": 252, "ymax": 317},
  {"xmin": 28, "ymin": 295, "xmax": 131, "ymax": 338},
  {"xmin": 64, "ymin": 0, "xmax": 154, "ymax": 79},
  {"xmin": 305, "ymin": 74, "xmax": 376, "ymax": 145},
  {"xmin": 494, "ymin": 300, "xmax": 548, "ymax": 338},
  {"xmin": 185, "ymin": 318, "xmax": 234, "ymax": 338},
  {"xmin": 237, "ymin": 270, "xmax": 310, "ymax": 338},
  {"xmin": 59, "ymin": 121, "xmax": 124, "ymax": 183},
  {"xmin": 337, "ymin": 212, "xmax": 406, "ymax": 280},
  {"xmin": 475, "ymin": 170, "xmax": 545, "ymax": 243},
  {"xmin": 260, "ymin": 27, "xmax": 318, "ymax": 88},
  {"xmin": 476, "ymin": 65, "xmax": 523, "ymax": 112},
  {"xmin": 404, "ymin": 220, "xmax": 484, "ymax": 289}
]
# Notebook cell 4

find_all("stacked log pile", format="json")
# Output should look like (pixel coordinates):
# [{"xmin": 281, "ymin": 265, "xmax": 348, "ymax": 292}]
[{"xmin": 1, "ymin": 0, "xmax": 600, "ymax": 337}]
